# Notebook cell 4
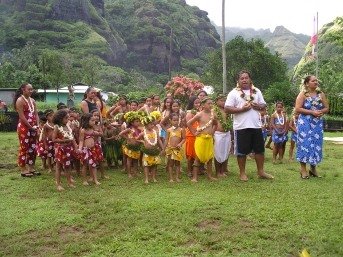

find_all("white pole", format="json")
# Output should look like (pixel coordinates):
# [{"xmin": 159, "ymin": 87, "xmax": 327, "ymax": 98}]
[{"xmin": 222, "ymin": 0, "xmax": 226, "ymax": 93}]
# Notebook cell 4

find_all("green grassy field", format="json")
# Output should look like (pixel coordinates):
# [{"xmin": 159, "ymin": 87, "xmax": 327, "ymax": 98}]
[{"xmin": 0, "ymin": 132, "xmax": 342, "ymax": 256}]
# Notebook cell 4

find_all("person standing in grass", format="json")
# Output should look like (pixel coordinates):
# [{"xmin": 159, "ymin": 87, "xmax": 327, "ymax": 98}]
[
  {"xmin": 13, "ymin": 82, "xmax": 40, "ymax": 177},
  {"xmin": 78, "ymin": 113, "xmax": 101, "ymax": 186},
  {"xmin": 162, "ymin": 112, "xmax": 186, "ymax": 183},
  {"xmin": 225, "ymin": 70, "xmax": 274, "ymax": 181},
  {"xmin": 52, "ymin": 110, "xmax": 80, "ymax": 190},
  {"xmin": 288, "ymin": 110, "xmax": 299, "ymax": 162},
  {"xmin": 136, "ymin": 115, "xmax": 164, "ymax": 184},
  {"xmin": 271, "ymin": 102, "xmax": 288, "ymax": 163},
  {"xmin": 295, "ymin": 75, "xmax": 329, "ymax": 179},
  {"xmin": 39, "ymin": 109, "xmax": 55, "ymax": 173},
  {"xmin": 213, "ymin": 93, "xmax": 232, "ymax": 178},
  {"xmin": 187, "ymin": 97, "xmax": 218, "ymax": 183}
]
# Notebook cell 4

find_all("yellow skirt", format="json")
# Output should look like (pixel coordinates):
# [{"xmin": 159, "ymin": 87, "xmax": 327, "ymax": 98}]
[
  {"xmin": 166, "ymin": 147, "xmax": 183, "ymax": 162},
  {"xmin": 123, "ymin": 145, "xmax": 141, "ymax": 160},
  {"xmin": 142, "ymin": 153, "xmax": 161, "ymax": 167},
  {"xmin": 194, "ymin": 134, "xmax": 214, "ymax": 163}
]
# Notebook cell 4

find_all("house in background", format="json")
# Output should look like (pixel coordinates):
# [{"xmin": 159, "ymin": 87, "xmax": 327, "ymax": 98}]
[
  {"xmin": 0, "ymin": 88, "xmax": 17, "ymax": 104},
  {"xmin": 38, "ymin": 82, "xmax": 109, "ymax": 104}
]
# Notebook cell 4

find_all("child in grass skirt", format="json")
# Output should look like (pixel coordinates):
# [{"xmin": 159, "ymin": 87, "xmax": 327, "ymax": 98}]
[{"xmin": 136, "ymin": 115, "xmax": 163, "ymax": 184}]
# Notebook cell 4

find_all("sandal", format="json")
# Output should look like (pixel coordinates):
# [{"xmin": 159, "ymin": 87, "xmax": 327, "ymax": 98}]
[
  {"xmin": 21, "ymin": 172, "xmax": 33, "ymax": 177},
  {"xmin": 29, "ymin": 170, "xmax": 41, "ymax": 176}
]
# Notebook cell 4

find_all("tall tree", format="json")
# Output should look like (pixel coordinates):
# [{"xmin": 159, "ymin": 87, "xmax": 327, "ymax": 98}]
[
  {"xmin": 82, "ymin": 55, "xmax": 102, "ymax": 87},
  {"xmin": 202, "ymin": 36, "xmax": 288, "ymax": 92}
]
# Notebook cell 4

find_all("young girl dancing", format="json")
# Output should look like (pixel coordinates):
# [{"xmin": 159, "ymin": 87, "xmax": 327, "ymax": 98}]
[
  {"xmin": 91, "ymin": 110, "xmax": 108, "ymax": 179},
  {"xmin": 162, "ymin": 113, "xmax": 185, "ymax": 182},
  {"xmin": 118, "ymin": 111, "xmax": 142, "ymax": 178},
  {"xmin": 271, "ymin": 102, "xmax": 288, "ymax": 163},
  {"xmin": 288, "ymin": 110, "xmax": 299, "ymax": 162},
  {"xmin": 136, "ymin": 115, "xmax": 163, "ymax": 184},
  {"xmin": 78, "ymin": 113, "xmax": 101, "ymax": 186},
  {"xmin": 52, "ymin": 110, "xmax": 80, "ymax": 191}
]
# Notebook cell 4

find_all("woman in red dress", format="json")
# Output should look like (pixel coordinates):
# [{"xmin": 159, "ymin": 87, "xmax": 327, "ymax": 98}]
[{"xmin": 13, "ymin": 82, "xmax": 40, "ymax": 177}]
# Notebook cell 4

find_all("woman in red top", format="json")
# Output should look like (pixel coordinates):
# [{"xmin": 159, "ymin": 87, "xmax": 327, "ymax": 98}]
[{"xmin": 13, "ymin": 82, "xmax": 40, "ymax": 177}]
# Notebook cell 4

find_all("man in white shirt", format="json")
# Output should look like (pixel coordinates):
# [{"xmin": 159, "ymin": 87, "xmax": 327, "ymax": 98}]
[{"xmin": 225, "ymin": 70, "xmax": 274, "ymax": 181}]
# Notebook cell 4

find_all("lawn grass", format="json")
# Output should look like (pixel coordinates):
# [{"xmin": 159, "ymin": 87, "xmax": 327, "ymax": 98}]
[{"xmin": 0, "ymin": 132, "xmax": 342, "ymax": 256}]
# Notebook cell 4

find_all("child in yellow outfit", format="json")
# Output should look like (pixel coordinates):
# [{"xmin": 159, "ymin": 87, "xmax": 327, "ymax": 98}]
[
  {"xmin": 187, "ymin": 97, "xmax": 218, "ymax": 183},
  {"xmin": 162, "ymin": 112, "xmax": 186, "ymax": 182},
  {"xmin": 136, "ymin": 116, "xmax": 163, "ymax": 184}
]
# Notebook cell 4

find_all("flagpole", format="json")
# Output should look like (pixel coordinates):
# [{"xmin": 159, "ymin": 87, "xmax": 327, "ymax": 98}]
[{"xmin": 315, "ymin": 12, "xmax": 319, "ymax": 78}]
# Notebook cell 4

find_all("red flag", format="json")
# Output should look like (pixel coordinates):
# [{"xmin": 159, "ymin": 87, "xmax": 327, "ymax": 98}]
[{"xmin": 311, "ymin": 15, "xmax": 317, "ymax": 59}]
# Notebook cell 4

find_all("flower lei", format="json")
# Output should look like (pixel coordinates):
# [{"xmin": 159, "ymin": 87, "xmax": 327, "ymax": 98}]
[
  {"xmin": 259, "ymin": 113, "xmax": 268, "ymax": 128},
  {"xmin": 187, "ymin": 109, "xmax": 197, "ymax": 115},
  {"xmin": 213, "ymin": 105, "xmax": 232, "ymax": 132},
  {"xmin": 22, "ymin": 95, "xmax": 35, "ymax": 115},
  {"xmin": 236, "ymin": 84, "xmax": 257, "ymax": 104},
  {"xmin": 55, "ymin": 124, "xmax": 73, "ymax": 140},
  {"xmin": 275, "ymin": 112, "xmax": 284, "ymax": 125},
  {"xmin": 197, "ymin": 111, "xmax": 214, "ymax": 132},
  {"xmin": 143, "ymin": 129, "xmax": 157, "ymax": 146},
  {"xmin": 303, "ymin": 87, "xmax": 322, "ymax": 106}
]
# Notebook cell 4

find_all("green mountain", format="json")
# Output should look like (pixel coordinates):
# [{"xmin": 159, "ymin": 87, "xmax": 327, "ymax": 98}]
[
  {"xmin": 213, "ymin": 23, "xmax": 311, "ymax": 69},
  {"xmin": 0, "ymin": 0, "xmax": 221, "ymax": 75}
]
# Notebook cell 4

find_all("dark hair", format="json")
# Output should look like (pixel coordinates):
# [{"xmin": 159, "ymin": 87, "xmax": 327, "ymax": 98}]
[
  {"xmin": 69, "ymin": 107, "xmax": 80, "ymax": 113},
  {"xmin": 80, "ymin": 113, "xmax": 93, "ymax": 129},
  {"xmin": 303, "ymin": 75, "xmax": 314, "ymax": 85},
  {"xmin": 90, "ymin": 109, "xmax": 100, "ymax": 115},
  {"xmin": 39, "ymin": 115, "xmax": 47, "ymax": 123},
  {"xmin": 237, "ymin": 70, "xmax": 252, "ymax": 80},
  {"xmin": 170, "ymin": 112, "xmax": 179, "ymax": 119},
  {"xmin": 145, "ymin": 96, "xmax": 152, "ymax": 101},
  {"xmin": 38, "ymin": 110, "xmax": 44, "ymax": 116},
  {"xmin": 57, "ymin": 104, "xmax": 68, "ymax": 110},
  {"xmin": 186, "ymin": 96, "xmax": 198, "ymax": 110},
  {"xmin": 197, "ymin": 90, "xmax": 208, "ymax": 97},
  {"xmin": 139, "ymin": 97, "xmax": 146, "ymax": 103},
  {"xmin": 52, "ymin": 110, "xmax": 68, "ymax": 125},
  {"xmin": 130, "ymin": 100, "xmax": 138, "ymax": 106},
  {"xmin": 275, "ymin": 102, "xmax": 283, "ymax": 107},
  {"xmin": 44, "ymin": 109, "xmax": 54, "ymax": 117},
  {"xmin": 152, "ymin": 94, "xmax": 159, "ymax": 100},
  {"xmin": 13, "ymin": 82, "xmax": 30, "ymax": 109},
  {"xmin": 162, "ymin": 97, "xmax": 173, "ymax": 111},
  {"xmin": 82, "ymin": 86, "xmax": 94, "ymax": 100}
]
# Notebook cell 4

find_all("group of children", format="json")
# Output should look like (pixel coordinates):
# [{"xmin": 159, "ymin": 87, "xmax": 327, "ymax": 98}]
[{"xmin": 35, "ymin": 93, "xmax": 300, "ymax": 190}]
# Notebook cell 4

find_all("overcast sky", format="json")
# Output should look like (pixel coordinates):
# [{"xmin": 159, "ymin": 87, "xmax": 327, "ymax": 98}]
[{"xmin": 186, "ymin": 0, "xmax": 342, "ymax": 35}]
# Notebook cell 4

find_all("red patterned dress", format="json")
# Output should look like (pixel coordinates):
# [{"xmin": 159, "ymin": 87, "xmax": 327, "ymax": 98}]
[
  {"xmin": 54, "ymin": 126, "xmax": 75, "ymax": 168},
  {"xmin": 17, "ymin": 96, "xmax": 37, "ymax": 167},
  {"xmin": 80, "ymin": 133, "xmax": 98, "ymax": 168}
]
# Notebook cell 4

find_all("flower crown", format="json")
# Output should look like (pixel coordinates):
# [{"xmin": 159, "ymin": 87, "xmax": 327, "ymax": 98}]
[
  {"xmin": 215, "ymin": 93, "xmax": 227, "ymax": 101},
  {"xmin": 123, "ymin": 111, "xmax": 140, "ymax": 123},
  {"xmin": 140, "ymin": 116, "xmax": 155, "ymax": 126},
  {"xmin": 114, "ymin": 113, "xmax": 123, "ymax": 122},
  {"xmin": 150, "ymin": 111, "xmax": 162, "ymax": 121},
  {"xmin": 200, "ymin": 96, "xmax": 213, "ymax": 104},
  {"xmin": 138, "ymin": 110, "xmax": 148, "ymax": 118}
]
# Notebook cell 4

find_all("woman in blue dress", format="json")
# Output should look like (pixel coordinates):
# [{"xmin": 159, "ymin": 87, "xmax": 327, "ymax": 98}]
[{"xmin": 295, "ymin": 75, "xmax": 329, "ymax": 179}]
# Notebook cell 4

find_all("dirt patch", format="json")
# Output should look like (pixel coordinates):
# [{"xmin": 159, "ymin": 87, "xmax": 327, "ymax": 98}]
[
  {"xmin": 198, "ymin": 219, "xmax": 221, "ymax": 230},
  {"xmin": 239, "ymin": 219, "xmax": 253, "ymax": 231},
  {"xmin": 59, "ymin": 226, "xmax": 83, "ymax": 242},
  {"xmin": 0, "ymin": 164, "xmax": 16, "ymax": 169}
]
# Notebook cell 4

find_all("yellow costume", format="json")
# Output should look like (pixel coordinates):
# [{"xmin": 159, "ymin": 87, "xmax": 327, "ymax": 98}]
[
  {"xmin": 166, "ymin": 129, "xmax": 183, "ymax": 161},
  {"xmin": 123, "ymin": 144, "xmax": 141, "ymax": 160},
  {"xmin": 142, "ymin": 153, "xmax": 161, "ymax": 166},
  {"xmin": 194, "ymin": 134, "xmax": 214, "ymax": 163}
]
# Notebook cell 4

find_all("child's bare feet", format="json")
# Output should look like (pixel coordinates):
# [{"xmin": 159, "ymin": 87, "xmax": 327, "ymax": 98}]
[
  {"xmin": 289, "ymin": 159, "xmax": 293, "ymax": 162},
  {"xmin": 88, "ymin": 177, "xmax": 94, "ymax": 182},
  {"xmin": 191, "ymin": 178, "xmax": 198, "ymax": 183},
  {"xmin": 71, "ymin": 178, "xmax": 76, "ymax": 183},
  {"xmin": 134, "ymin": 173, "xmax": 141, "ymax": 177},
  {"xmin": 39, "ymin": 165, "xmax": 45, "ymax": 169},
  {"xmin": 121, "ymin": 168, "xmax": 126, "ymax": 172},
  {"xmin": 208, "ymin": 177, "xmax": 218, "ymax": 181},
  {"xmin": 68, "ymin": 183, "xmax": 76, "ymax": 188},
  {"xmin": 101, "ymin": 175, "xmax": 110, "ymax": 179},
  {"xmin": 144, "ymin": 180, "xmax": 149, "ymax": 184},
  {"xmin": 128, "ymin": 174, "xmax": 133, "ymax": 178},
  {"xmin": 169, "ymin": 179, "xmax": 174, "ymax": 183},
  {"xmin": 83, "ymin": 181, "xmax": 89, "ymax": 186},
  {"xmin": 153, "ymin": 179, "xmax": 158, "ymax": 183},
  {"xmin": 176, "ymin": 178, "xmax": 181, "ymax": 182},
  {"xmin": 48, "ymin": 169, "xmax": 52, "ymax": 173},
  {"xmin": 94, "ymin": 180, "xmax": 101, "ymax": 185},
  {"xmin": 57, "ymin": 185, "xmax": 65, "ymax": 191}
]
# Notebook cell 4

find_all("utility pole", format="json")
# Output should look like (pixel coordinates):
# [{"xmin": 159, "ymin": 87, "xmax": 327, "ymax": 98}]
[
  {"xmin": 222, "ymin": 0, "xmax": 227, "ymax": 93},
  {"xmin": 169, "ymin": 27, "xmax": 173, "ymax": 81}
]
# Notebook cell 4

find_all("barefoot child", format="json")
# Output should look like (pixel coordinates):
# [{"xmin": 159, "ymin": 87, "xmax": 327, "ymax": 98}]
[
  {"xmin": 103, "ymin": 119, "xmax": 120, "ymax": 169},
  {"xmin": 78, "ymin": 113, "xmax": 101, "ymax": 186},
  {"xmin": 213, "ymin": 94, "xmax": 232, "ymax": 178},
  {"xmin": 41, "ymin": 109, "xmax": 55, "ymax": 172},
  {"xmin": 162, "ymin": 113, "xmax": 186, "ymax": 182},
  {"xmin": 271, "ymin": 102, "xmax": 288, "ymax": 163},
  {"xmin": 52, "ymin": 110, "xmax": 79, "ymax": 190},
  {"xmin": 118, "ymin": 111, "xmax": 142, "ymax": 178},
  {"xmin": 185, "ymin": 96, "xmax": 201, "ymax": 177},
  {"xmin": 136, "ymin": 115, "xmax": 163, "ymax": 184},
  {"xmin": 37, "ymin": 115, "xmax": 47, "ymax": 170},
  {"xmin": 187, "ymin": 97, "xmax": 218, "ymax": 182},
  {"xmin": 91, "ymin": 110, "xmax": 108, "ymax": 179},
  {"xmin": 288, "ymin": 110, "xmax": 299, "ymax": 162}
]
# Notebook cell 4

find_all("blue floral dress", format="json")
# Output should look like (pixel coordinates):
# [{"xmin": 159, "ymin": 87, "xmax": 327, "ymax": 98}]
[{"xmin": 295, "ymin": 95, "xmax": 323, "ymax": 165}]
